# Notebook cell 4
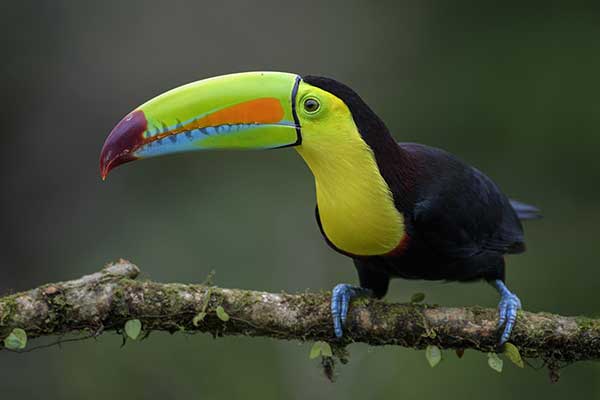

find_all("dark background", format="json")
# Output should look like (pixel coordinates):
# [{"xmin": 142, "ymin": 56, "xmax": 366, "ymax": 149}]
[{"xmin": 2, "ymin": 1, "xmax": 600, "ymax": 399}]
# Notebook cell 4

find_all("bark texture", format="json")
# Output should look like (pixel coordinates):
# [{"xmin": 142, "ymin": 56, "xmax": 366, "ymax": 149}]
[{"xmin": 1, "ymin": 260, "xmax": 599, "ymax": 366}]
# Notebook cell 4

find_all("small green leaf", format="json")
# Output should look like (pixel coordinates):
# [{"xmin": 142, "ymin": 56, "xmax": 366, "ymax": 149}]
[
  {"xmin": 309, "ymin": 342, "xmax": 322, "ymax": 359},
  {"xmin": 216, "ymin": 306, "xmax": 230, "ymax": 322},
  {"xmin": 192, "ymin": 312, "xmax": 207, "ymax": 327},
  {"xmin": 309, "ymin": 341, "xmax": 333, "ymax": 359},
  {"xmin": 125, "ymin": 319, "xmax": 142, "ymax": 340},
  {"xmin": 503, "ymin": 342, "xmax": 524, "ymax": 368},
  {"xmin": 488, "ymin": 352, "xmax": 503, "ymax": 373},
  {"xmin": 4, "ymin": 328, "xmax": 27, "ymax": 350},
  {"xmin": 425, "ymin": 345, "xmax": 442, "ymax": 367},
  {"xmin": 410, "ymin": 292, "xmax": 426, "ymax": 303},
  {"xmin": 320, "ymin": 342, "xmax": 333, "ymax": 357}
]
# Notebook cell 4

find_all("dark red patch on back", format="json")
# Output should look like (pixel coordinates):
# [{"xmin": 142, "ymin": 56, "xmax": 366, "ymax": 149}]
[
  {"xmin": 385, "ymin": 234, "xmax": 410, "ymax": 257},
  {"xmin": 99, "ymin": 110, "xmax": 147, "ymax": 179}
]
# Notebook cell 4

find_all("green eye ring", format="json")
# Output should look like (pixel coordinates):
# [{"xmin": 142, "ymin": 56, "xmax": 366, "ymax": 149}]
[{"xmin": 303, "ymin": 97, "xmax": 321, "ymax": 113}]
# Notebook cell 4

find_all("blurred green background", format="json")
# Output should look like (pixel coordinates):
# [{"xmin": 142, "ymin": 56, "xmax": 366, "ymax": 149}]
[{"xmin": 2, "ymin": 1, "xmax": 600, "ymax": 399}]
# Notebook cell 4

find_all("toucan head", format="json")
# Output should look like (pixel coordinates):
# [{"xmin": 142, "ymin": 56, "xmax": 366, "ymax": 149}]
[{"xmin": 100, "ymin": 71, "xmax": 381, "ymax": 179}]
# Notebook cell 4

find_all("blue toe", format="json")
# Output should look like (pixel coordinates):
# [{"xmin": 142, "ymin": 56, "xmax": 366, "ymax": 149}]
[
  {"xmin": 497, "ymin": 304, "xmax": 507, "ymax": 328},
  {"xmin": 340, "ymin": 290, "xmax": 351, "ymax": 325},
  {"xmin": 331, "ymin": 284, "xmax": 372, "ymax": 338},
  {"xmin": 331, "ymin": 284, "xmax": 352, "ymax": 338},
  {"xmin": 497, "ymin": 292, "xmax": 522, "ymax": 345}
]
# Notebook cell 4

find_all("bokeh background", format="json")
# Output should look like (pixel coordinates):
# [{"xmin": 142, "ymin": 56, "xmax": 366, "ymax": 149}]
[{"xmin": 2, "ymin": 1, "xmax": 600, "ymax": 399}]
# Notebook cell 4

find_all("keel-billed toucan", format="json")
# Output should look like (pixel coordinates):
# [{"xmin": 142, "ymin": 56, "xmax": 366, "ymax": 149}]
[{"xmin": 100, "ymin": 72, "xmax": 539, "ymax": 345}]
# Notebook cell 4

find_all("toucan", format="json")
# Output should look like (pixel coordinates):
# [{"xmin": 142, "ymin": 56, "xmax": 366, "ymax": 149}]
[{"xmin": 100, "ymin": 72, "xmax": 540, "ymax": 345}]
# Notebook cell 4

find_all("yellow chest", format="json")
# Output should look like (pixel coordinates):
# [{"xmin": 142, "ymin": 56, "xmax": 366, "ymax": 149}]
[{"xmin": 296, "ymin": 132, "xmax": 405, "ymax": 256}]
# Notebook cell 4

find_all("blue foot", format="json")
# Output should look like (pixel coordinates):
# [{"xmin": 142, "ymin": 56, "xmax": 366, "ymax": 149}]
[
  {"xmin": 492, "ymin": 280, "xmax": 522, "ymax": 345},
  {"xmin": 331, "ymin": 284, "xmax": 372, "ymax": 338}
]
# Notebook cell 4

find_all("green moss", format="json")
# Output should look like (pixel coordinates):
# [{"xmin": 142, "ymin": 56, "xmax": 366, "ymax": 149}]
[
  {"xmin": 575, "ymin": 316, "xmax": 599, "ymax": 330},
  {"xmin": 162, "ymin": 285, "xmax": 184, "ymax": 308},
  {"xmin": 235, "ymin": 290, "xmax": 257, "ymax": 307},
  {"xmin": 352, "ymin": 297, "xmax": 371, "ymax": 307},
  {"xmin": 371, "ymin": 304, "xmax": 422, "ymax": 334},
  {"xmin": 0, "ymin": 296, "xmax": 19, "ymax": 338}
]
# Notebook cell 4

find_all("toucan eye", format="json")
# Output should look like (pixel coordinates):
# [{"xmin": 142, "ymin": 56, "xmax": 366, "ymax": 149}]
[{"xmin": 303, "ymin": 98, "xmax": 320, "ymax": 113}]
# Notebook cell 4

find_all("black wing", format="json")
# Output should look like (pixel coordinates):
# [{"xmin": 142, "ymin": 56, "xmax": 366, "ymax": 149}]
[{"xmin": 400, "ymin": 143, "xmax": 525, "ymax": 259}]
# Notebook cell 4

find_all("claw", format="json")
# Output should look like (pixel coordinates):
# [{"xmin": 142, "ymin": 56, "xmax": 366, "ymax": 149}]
[{"xmin": 331, "ymin": 284, "xmax": 372, "ymax": 338}]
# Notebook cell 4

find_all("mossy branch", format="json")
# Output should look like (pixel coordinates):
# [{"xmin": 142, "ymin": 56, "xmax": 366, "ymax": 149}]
[{"xmin": 1, "ymin": 260, "xmax": 599, "ymax": 367}]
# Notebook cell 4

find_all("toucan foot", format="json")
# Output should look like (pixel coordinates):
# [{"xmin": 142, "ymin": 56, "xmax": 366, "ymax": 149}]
[
  {"xmin": 331, "ymin": 284, "xmax": 372, "ymax": 338},
  {"xmin": 493, "ymin": 280, "xmax": 522, "ymax": 345}
]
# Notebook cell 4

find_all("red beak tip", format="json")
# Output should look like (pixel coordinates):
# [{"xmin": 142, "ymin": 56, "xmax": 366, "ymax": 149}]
[
  {"xmin": 98, "ymin": 109, "xmax": 148, "ymax": 181},
  {"xmin": 99, "ymin": 158, "xmax": 111, "ymax": 180}
]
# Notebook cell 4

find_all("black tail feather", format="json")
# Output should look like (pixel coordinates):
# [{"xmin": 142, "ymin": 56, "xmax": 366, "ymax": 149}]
[{"xmin": 510, "ymin": 199, "xmax": 542, "ymax": 220}]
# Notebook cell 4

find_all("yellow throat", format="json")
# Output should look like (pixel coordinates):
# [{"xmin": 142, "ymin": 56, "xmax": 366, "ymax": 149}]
[{"xmin": 295, "ymin": 87, "xmax": 405, "ymax": 256}]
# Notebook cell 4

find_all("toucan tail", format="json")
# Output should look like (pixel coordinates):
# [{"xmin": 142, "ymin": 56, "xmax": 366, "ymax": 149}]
[{"xmin": 510, "ymin": 199, "xmax": 542, "ymax": 220}]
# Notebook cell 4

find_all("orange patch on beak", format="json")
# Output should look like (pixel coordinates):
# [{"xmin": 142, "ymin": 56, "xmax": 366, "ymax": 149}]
[
  {"xmin": 193, "ymin": 97, "xmax": 285, "ymax": 128},
  {"xmin": 159, "ymin": 97, "xmax": 286, "ymax": 139}
]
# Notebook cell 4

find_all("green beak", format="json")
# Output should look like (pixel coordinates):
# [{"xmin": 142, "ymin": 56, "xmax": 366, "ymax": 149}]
[{"xmin": 100, "ymin": 71, "xmax": 301, "ymax": 179}]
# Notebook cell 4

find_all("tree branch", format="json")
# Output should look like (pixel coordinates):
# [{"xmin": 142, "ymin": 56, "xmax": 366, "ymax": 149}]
[{"xmin": 1, "ymin": 260, "xmax": 599, "ymax": 368}]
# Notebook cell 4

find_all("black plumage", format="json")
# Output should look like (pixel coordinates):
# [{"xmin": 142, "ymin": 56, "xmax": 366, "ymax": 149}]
[{"xmin": 304, "ymin": 76, "xmax": 539, "ymax": 299}]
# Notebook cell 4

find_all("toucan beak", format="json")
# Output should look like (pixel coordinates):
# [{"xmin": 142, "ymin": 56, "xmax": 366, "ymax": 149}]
[{"xmin": 100, "ymin": 72, "xmax": 302, "ymax": 179}]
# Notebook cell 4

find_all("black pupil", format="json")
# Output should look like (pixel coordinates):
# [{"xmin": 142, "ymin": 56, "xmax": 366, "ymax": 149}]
[{"xmin": 305, "ymin": 99, "xmax": 319, "ymax": 112}]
